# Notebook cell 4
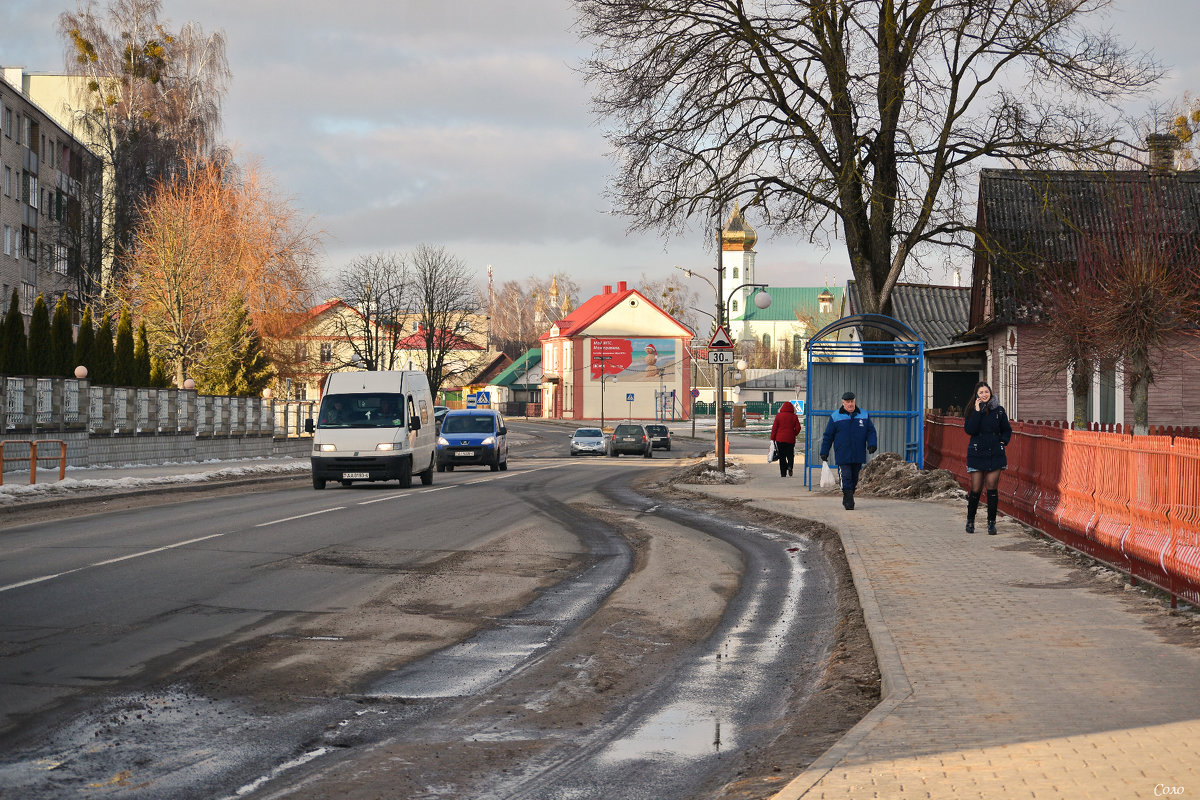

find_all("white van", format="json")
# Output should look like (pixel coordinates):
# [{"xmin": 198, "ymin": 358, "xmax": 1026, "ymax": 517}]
[{"xmin": 305, "ymin": 370, "xmax": 436, "ymax": 490}]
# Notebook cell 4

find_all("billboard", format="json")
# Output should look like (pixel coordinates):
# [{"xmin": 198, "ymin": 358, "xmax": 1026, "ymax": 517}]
[{"xmin": 590, "ymin": 338, "xmax": 677, "ymax": 382}]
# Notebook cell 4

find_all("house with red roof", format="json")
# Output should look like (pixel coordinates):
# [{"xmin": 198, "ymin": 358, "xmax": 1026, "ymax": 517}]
[{"xmin": 539, "ymin": 281, "xmax": 694, "ymax": 422}]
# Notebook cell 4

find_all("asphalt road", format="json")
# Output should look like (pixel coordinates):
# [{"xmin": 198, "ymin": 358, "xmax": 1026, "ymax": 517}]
[{"xmin": 0, "ymin": 422, "xmax": 844, "ymax": 799}]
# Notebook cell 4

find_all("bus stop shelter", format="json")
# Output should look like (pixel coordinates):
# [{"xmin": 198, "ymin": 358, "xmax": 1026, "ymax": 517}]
[{"xmin": 803, "ymin": 314, "xmax": 925, "ymax": 489}]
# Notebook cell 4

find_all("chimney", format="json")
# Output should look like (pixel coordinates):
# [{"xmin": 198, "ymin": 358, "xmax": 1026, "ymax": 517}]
[
  {"xmin": 1146, "ymin": 133, "xmax": 1176, "ymax": 175},
  {"xmin": 617, "ymin": 281, "xmax": 627, "ymax": 292},
  {"xmin": 603, "ymin": 285, "xmax": 612, "ymax": 295}
]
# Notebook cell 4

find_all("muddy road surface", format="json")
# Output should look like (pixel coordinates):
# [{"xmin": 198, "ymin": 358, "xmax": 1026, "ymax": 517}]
[{"xmin": 0, "ymin": 421, "xmax": 877, "ymax": 799}]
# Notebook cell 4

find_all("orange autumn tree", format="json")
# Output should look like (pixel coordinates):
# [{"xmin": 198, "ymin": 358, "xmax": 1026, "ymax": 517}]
[{"xmin": 118, "ymin": 157, "xmax": 320, "ymax": 389}]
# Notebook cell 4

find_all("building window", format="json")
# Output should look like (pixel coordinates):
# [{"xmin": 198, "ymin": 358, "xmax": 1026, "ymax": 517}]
[
  {"xmin": 818, "ymin": 289, "xmax": 834, "ymax": 314},
  {"xmin": 731, "ymin": 300, "xmax": 738, "ymax": 313},
  {"xmin": 2, "ymin": 106, "xmax": 10, "ymax": 137},
  {"xmin": 319, "ymin": 342, "xmax": 333, "ymax": 363},
  {"xmin": 733, "ymin": 267, "xmax": 739, "ymax": 279},
  {"xmin": 3, "ymin": 225, "xmax": 10, "ymax": 256},
  {"xmin": 55, "ymin": 244, "xmax": 68, "ymax": 275},
  {"xmin": 2, "ymin": 165, "xmax": 8, "ymax": 196},
  {"xmin": 793, "ymin": 334, "xmax": 803, "ymax": 353},
  {"xmin": 762, "ymin": 333, "xmax": 771, "ymax": 348},
  {"xmin": 20, "ymin": 283, "xmax": 35, "ymax": 315}
]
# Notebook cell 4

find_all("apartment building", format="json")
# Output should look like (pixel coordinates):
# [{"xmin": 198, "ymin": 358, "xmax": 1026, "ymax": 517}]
[{"xmin": 0, "ymin": 67, "xmax": 100, "ymax": 324}]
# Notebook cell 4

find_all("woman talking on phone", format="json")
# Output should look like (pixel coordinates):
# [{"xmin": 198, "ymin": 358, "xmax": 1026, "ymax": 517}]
[{"xmin": 963, "ymin": 381, "xmax": 1012, "ymax": 534}]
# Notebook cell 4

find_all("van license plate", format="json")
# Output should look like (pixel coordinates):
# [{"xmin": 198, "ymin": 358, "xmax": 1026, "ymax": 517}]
[{"xmin": 342, "ymin": 472, "xmax": 369, "ymax": 479}]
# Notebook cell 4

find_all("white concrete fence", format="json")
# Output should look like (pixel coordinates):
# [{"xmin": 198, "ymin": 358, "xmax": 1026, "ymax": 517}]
[{"xmin": 0, "ymin": 376, "xmax": 316, "ymax": 471}]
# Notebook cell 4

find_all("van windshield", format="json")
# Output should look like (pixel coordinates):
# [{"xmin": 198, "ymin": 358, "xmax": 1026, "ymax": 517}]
[
  {"xmin": 441, "ymin": 414, "xmax": 496, "ymax": 434},
  {"xmin": 317, "ymin": 393, "xmax": 405, "ymax": 428}
]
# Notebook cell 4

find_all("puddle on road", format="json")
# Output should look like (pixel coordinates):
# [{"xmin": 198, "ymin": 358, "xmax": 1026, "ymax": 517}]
[
  {"xmin": 366, "ymin": 551, "xmax": 629, "ymax": 700},
  {"xmin": 600, "ymin": 703, "xmax": 730, "ymax": 761}
]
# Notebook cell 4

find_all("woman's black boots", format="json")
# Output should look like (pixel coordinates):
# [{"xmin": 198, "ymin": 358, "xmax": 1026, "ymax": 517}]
[
  {"xmin": 965, "ymin": 491, "xmax": 980, "ymax": 533},
  {"xmin": 986, "ymin": 490, "xmax": 999, "ymax": 535}
]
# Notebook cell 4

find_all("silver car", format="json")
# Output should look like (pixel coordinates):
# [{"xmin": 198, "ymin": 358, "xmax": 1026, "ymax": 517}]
[{"xmin": 570, "ymin": 427, "xmax": 607, "ymax": 456}]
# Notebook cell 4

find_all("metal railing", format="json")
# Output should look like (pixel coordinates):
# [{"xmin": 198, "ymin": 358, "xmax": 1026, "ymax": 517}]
[
  {"xmin": 926, "ymin": 414, "xmax": 1200, "ymax": 608},
  {"xmin": 0, "ymin": 439, "xmax": 67, "ymax": 485}
]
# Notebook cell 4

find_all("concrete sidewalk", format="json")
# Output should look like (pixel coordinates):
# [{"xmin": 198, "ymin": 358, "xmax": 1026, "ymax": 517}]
[{"xmin": 687, "ymin": 440, "xmax": 1200, "ymax": 800}]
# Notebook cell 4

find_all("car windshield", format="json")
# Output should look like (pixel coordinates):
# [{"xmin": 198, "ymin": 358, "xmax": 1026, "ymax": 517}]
[
  {"xmin": 441, "ymin": 414, "xmax": 496, "ymax": 434},
  {"xmin": 317, "ymin": 393, "xmax": 404, "ymax": 428},
  {"xmin": 615, "ymin": 425, "xmax": 642, "ymax": 435},
  {"xmin": 574, "ymin": 429, "xmax": 603, "ymax": 438},
  {"xmin": 646, "ymin": 426, "xmax": 667, "ymax": 435}
]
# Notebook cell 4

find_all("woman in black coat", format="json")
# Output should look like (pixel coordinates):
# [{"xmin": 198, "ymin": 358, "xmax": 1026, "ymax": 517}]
[{"xmin": 963, "ymin": 381, "xmax": 1012, "ymax": 534}]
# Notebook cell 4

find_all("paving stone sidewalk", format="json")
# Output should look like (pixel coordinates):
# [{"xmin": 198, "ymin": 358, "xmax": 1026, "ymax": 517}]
[{"xmin": 683, "ymin": 454, "xmax": 1200, "ymax": 800}]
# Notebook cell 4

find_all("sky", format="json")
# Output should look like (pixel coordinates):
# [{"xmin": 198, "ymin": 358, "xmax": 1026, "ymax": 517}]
[{"xmin": 3, "ymin": 0, "xmax": 1199, "ymax": 302}]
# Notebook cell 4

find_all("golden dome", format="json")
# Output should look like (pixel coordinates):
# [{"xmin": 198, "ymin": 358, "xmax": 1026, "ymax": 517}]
[{"xmin": 721, "ymin": 202, "xmax": 757, "ymax": 251}]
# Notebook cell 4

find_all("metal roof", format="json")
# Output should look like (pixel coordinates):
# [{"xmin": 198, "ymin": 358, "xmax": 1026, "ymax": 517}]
[
  {"xmin": 739, "ymin": 286, "xmax": 843, "ymax": 322},
  {"xmin": 846, "ymin": 281, "xmax": 970, "ymax": 348}
]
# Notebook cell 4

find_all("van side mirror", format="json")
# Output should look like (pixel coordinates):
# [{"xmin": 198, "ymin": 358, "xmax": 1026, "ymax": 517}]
[
  {"xmin": 304, "ymin": 418, "xmax": 315, "ymax": 433},
  {"xmin": 498, "ymin": 426, "xmax": 507, "ymax": 436},
  {"xmin": 410, "ymin": 416, "xmax": 422, "ymax": 431}
]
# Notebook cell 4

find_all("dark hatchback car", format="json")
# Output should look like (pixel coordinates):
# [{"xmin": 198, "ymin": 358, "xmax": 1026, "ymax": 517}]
[
  {"xmin": 645, "ymin": 424, "xmax": 671, "ymax": 450},
  {"xmin": 608, "ymin": 423, "xmax": 652, "ymax": 458}
]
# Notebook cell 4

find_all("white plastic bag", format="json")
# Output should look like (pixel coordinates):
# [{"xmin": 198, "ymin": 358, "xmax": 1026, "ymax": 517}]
[
  {"xmin": 819, "ymin": 463, "xmax": 836, "ymax": 488},
  {"xmin": 767, "ymin": 441, "xmax": 778, "ymax": 463}
]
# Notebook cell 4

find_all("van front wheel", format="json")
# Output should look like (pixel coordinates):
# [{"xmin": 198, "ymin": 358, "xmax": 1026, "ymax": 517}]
[
  {"xmin": 398, "ymin": 457, "xmax": 413, "ymax": 488},
  {"xmin": 312, "ymin": 475, "xmax": 326, "ymax": 490}
]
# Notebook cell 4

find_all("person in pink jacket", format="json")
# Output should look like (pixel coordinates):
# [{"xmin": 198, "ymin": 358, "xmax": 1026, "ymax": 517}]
[{"xmin": 770, "ymin": 401, "xmax": 802, "ymax": 477}]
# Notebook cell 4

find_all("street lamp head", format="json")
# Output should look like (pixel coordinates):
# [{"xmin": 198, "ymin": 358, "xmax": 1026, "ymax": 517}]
[
  {"xmin": 753, "ymin": 289, "xmax": 772, "ymax": 309},
  {"xmin": 736, "ymin": 359, "xmax": 747, "ymax": 371}
]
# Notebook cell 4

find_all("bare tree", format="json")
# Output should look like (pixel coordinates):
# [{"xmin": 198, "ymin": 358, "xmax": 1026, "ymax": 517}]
[
  {"xmin": 409, "ymin": 244, "xmax": 486, "ymax": 397},
  {"xmin": 488, "ymin": 273, "xmax": 580, "ymax": 358},
  {"xmin": 578, "ymin": 0, "xmax": 1161, "ymax": 331},
  {"xmin": 637, "ymin": 273, "xmax": 699, "ymax": 335},
  {"xmin": 326, "ymin": 252, "xmax": 412, "ymax": 372},
  {"xmin": 1021, "ymin": 182, "xmax": 1200, "ymax": 433},
  {"xmin": 59, "ymin": 0, "xmax": 231, "ymax": 291}
]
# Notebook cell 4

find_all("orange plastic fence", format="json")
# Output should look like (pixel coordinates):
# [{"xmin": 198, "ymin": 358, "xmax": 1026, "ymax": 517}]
[{"xmin": 926, "ymin": 415, "xmax": 1200, "ymax": 606}]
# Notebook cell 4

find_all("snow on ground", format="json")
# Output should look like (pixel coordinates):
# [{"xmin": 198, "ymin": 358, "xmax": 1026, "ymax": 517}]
[{"xmin": 0, "ymin": 458, "xmax": 310, "ymax": 505}]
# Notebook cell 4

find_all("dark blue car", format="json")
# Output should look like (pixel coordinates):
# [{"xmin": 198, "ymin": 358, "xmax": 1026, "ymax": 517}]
[{"xmin": 436, "ymin": 409, "xmax": 508, "ymax": 472}]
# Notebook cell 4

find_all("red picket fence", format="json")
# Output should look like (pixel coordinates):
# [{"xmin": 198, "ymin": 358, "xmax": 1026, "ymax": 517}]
[{"xmin": 925, "ymin": 415, "xmax": 1200, "ymax": 607}]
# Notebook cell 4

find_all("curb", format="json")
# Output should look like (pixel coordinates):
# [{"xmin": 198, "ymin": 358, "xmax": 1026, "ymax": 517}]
[{"xmin": 767, "ymin": 518, "xmax": 913, "ymax": 799}]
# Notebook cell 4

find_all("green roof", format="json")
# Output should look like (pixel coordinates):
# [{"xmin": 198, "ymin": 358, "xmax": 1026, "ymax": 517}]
[
  {"xmin": 491, "ymin": 348, "xmax": 541, "ymax": 387},
  {"xmin": 738, "ymin": 287, "xmax": 843, "ymax": 322}
]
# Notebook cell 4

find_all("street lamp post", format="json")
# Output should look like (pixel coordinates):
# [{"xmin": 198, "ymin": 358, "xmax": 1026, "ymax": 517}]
[
  {"xmin": 594, "ymin": 355, "xmax": 612, "ymax": 429},
  {"xmin": 675, "ymin": 262, "xmax": 771, "ymax": 472}
]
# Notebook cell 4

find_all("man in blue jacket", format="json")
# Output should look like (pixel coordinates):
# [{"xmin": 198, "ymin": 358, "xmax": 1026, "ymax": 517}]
[{"xmin": 820, "ymin": 392, "xmax": 878, "ymax": 510}]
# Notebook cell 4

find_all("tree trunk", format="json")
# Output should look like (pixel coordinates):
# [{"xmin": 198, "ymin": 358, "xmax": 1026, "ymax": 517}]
[
  {"xmin": 1071, "ymin": 359, "xmax": 1091, "ymax": 430},
  {"xmin": 1129, "ymin": 347, "xmax": 1152, "ymax": 436}
]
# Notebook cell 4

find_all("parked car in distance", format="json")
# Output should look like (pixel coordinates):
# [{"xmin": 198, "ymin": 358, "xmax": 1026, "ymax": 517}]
[
  {"xmin": 645, "ymin": 424, "xmax": 671, "ymax": 450},
  {"xmin": 433, "ymin": 405, "xmax": 449, "ymax": 430},
  {"xmin": 570, "ymin": 427, "xmax": 608, "ymax": 456},
  {"xmin": 436, "ymin": 409, "xmax": 508, "ymax": 472},
  {"xmin": 609, "ymin": 423, "xmax": 652, "ymax": 458}
]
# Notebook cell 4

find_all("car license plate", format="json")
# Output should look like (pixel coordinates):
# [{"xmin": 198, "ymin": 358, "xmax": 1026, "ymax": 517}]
[
  {"xmin": 342, "ymin": 472, "xmax": 369, "ymax": 479},
  {"xmin": 455, "ymin": 451, "xmax": 475, "ymax": 457}
]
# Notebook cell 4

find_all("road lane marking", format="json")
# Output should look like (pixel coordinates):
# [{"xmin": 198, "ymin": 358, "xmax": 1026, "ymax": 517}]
[
  {"xmin": 0, "ymin": 533, "xmax": 227, "ymax": 594},
  {"xmin": 254, "ymin": 507, "xmax": 346, "ymax": 527},
  {"xmin": 356, "ymin": 485, "xmax": 454, "ymax": 505}
]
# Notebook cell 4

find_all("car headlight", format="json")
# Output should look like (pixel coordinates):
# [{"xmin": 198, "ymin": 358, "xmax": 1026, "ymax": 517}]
[
  {"xmin": 376, "ymin": 442, "xmax": 394, "ymax": 451},
  {"xmin": 481, "ymin": 436, "xmax": 495, "ymax": 445},
  {"xmin": 317, "ymin": 443, "xmax": 336, "ymax": 452},
  {"xmin": 437, "ymin": 436, "xmax": 449, "ymax": 446}
]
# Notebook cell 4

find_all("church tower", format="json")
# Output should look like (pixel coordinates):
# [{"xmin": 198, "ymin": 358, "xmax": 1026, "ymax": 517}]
[{"xmin": 721, "ymin": 203, "xmax": 758, "ymax": 341}]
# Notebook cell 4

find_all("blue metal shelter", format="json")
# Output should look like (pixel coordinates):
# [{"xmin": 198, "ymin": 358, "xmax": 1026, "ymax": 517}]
[{"xmin": 803, "ymin": 314, "xmax": 925, "ymax": 489}]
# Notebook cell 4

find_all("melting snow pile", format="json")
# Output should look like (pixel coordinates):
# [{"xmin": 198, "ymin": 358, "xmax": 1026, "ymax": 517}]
[
  {"xmin": 857, "ymin": 452, "xmax": 963, "ymax": 499},
  {"xmin": 677, "ymin": 458, "xmax": 749, "ymax": 485}
]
